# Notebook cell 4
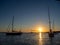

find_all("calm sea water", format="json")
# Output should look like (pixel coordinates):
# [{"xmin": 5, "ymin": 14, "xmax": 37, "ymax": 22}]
[{"xmin": 0, "ymin": 33, "xmax": 60, "ymax": 45}]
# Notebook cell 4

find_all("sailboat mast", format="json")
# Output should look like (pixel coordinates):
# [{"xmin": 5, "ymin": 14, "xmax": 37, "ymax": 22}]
[
  {"xmin": 52, "ymin": 20, "xmax": 54, "ymax": 31},
  {"xmin": 48, "ymin": 6, "xmax": 52, "ymax": 32},
  {"xmin": 12, "ymin": 16, "xmax": 14, "ymax": 32},
  {"xmin": 7, "ymin": 23, "xmax": 10, "ymax": 32},
  {"xmin": 47, "ymin": 1, "xmax": 54, "ymax": 37}
]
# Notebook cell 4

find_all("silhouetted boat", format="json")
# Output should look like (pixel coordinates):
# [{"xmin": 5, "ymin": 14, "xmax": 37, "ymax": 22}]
[
  {"xmin": 6, "ymin": 16, "xmax": 22, "ymax": 35},
  {"xmin": 6, "ymin": 32, "xmax": 22, "ymax": 35},
  {"xmin": 49, "ymin": 29, "xmax": 54, "ymax": 37},
  {"xmin": 48, "ymin": 6, "xmax": 54, "ymax": 37}
]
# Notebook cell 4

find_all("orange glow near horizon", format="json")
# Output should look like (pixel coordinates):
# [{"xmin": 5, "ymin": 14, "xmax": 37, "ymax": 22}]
[
  {"xmin": 33, "ymin": 24, "xmax": 48, "ymax": 32},
  {"xmin": 38, "ymin": 27, "xmax": 43, "ymax": 32},
  {"xmin": 34, "ymin": 26, "xmax": 48, "ymax": 32}
]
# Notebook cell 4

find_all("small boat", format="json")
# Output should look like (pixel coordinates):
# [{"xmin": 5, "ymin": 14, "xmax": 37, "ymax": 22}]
[
  {"xmin": 49, "ymin": 29, "xmax": 54, "ymax": 37},
  {"xmin": 48, "ymin": 6, "xmax": 54, "ymax": 37},
  {"xmin": 6, "ymin": 16, "xmax": 22, "ymax": 35},
  {"xmin": 6, "ymin": 32, "xmax": 22, "ymax": 35}
]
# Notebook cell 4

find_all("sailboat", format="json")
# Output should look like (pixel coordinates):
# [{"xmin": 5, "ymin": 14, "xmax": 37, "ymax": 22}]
[
  {"xmin": 48, "ymin": 6, "xmax": 54, "ymax": 37},
  {"xmin": 6, "ymin": 16, "xmax": 22, "ymax": 35}
]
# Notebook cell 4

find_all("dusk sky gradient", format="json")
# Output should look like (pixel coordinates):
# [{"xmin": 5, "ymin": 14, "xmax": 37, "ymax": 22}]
[{"xmin": 0, "ymin": 0, "xmax": 60, "ymax": 32}]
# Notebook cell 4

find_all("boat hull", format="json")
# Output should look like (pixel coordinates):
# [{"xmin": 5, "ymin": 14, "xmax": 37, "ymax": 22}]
[
  {"xmin": 49, "ymin": 33, "xmax": 54, "ymax": 37},
  {"xmin": 6, "ymin": 32, "xmax": 22, "ymax": 35}
]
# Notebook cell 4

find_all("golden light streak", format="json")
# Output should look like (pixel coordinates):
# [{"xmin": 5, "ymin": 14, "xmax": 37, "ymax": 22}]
[{"xmin": 39, "ymin": 33, "xmax": 43, "ymax": 45}]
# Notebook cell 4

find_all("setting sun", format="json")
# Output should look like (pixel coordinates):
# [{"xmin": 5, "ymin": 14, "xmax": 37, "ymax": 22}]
[{"xmin": 38, "ymin": 27, "xmax": 43, "ymax": 32}]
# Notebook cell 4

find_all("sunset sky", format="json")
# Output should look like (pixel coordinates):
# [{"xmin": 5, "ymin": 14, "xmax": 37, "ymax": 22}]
[{"xmin": 0, "ymin": 0, "xmax": 60, "ymax": 32}]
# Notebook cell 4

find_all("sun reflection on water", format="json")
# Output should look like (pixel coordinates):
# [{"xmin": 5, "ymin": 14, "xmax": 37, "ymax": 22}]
[
  {"xmin": 39, "ymin": 32, "xmax": 43, "ymax": 45},
  {"xmin": 40, "ymin": 33, "xmax": 42, "ymax": 39}
]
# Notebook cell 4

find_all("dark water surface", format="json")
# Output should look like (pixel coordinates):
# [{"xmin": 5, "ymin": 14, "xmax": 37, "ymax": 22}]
[{"xmin": 0, "ymin": 33, "xmax": 60, "ymax": 45}]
